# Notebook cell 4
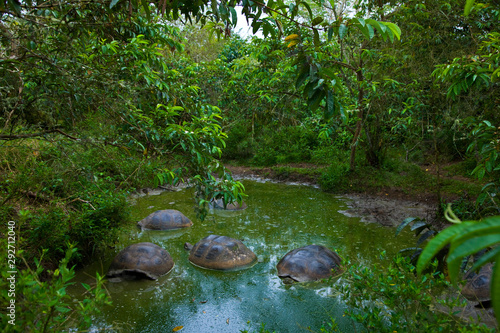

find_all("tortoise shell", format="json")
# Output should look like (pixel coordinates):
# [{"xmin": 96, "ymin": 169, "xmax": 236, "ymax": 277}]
[
  {"xmin": 187, "ymin": 235, "xmax": 257, "ymax": 271},
  {"xmin": 461, "ymin": 262, "xmax": 493, "ymax": 303},
  {"xmin": 137, "ymin": 209, "xmax": 193, "ymax": 230},
  {"xmin": 277, "ymin": 245, "xmax": 342, "ymax": 283},
  {"xmin": 211, "ymin": 198, "xmax": 247, "ymax": 211},
  {"xmin": 106, "ymin": 242, "xmax": 174, "ymax": 280}
]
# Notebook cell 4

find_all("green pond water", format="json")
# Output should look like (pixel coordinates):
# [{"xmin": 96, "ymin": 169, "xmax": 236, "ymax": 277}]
[{"xmin": 70, "ymin": 179, "xmax": 416, "ymax": 333}]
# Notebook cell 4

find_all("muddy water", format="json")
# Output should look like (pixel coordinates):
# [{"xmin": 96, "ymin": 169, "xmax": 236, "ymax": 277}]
[{"xmin": 70, "ymin": 180, "xmax": 416, "ymax": 332}]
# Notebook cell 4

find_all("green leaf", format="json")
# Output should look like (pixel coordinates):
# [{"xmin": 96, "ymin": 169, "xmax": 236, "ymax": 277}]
[
  {"xmin": 395, "ymin": 217, "xmax": 418, "ymax": 236},
  {"xmin": 417, "ymin": 229, "xmax": 436, "ymax": 247},
  {"xmin": 312, "ymin": 16, "xmax": 323, "ymax": 26},
  {"xmin": 296, "ymin": 63, "xmax": 310, "ymax": 89},
  {"xmin": 6, "ymin": 0, "xmax": 22, "ymax": 16},
  {"xmin": 416, "ymin": 222, "xmax": 475, "ymax": 275},
  {"xmin": 447, "ymin": 234, "xmax": 500, "ymax": 283},
  {"xmin": 411, "ymin": 220, "xmax": 428, "ymax": 232},
  {"xmin": 492, "ymin": 67, "xmax": 500, "ymax": 82},
  {"xmin": 327, "ymin": 27, "xmax": 334, "ymax": 42},
  {"xmin": 355, "ymin": 23, "xmax": 371, "ymax": 40},
  {"xmin": 110, "ymin": 0, "xmax": 120, "ymax": 9},
  {"xmin": 325, "ymin": 90, "xmax": 335, "ymax": 119},
  {"xmin": 366, "ymin": 24, "xmax": 374, "ymax": 40},
  {"xmin": 313, "ymin": 29, "xmax": 320, "ymax": 46},
  {"xmin": 252, "ymin": 21, "xmax": 262, "ymax": 35},
  {"xmin": 382, "ymin": 22, "xmax": 401, "ymax": 41},
  {"xmin": 56, "ymin": 305, "xmax": 72, "ymax": 313},
  {"xmin": 464, "ymin": 0, "xmax": 475, "ymax": 15},
  {"xmin": 230, "ymin": 7, "xmax": 238, "ymax": 26},
  {"xmin": 468, "ymin": 246, "xmax": 500, "ymax": 273},
  {"xmin": 307, "ymin": 89, "xmax": 325, "ymax": 112},
  {"xmin": 299, "ymin": 1, "xmax": 313, "ymax": 20},
  {"xmin": 140, "ymin": 0, "xmax": 151, "ymax": 20},
  {"xmin": 452, "ymin": 216, "xmax": 500, "ymax": 247},
  {"xmin": 338, "ymin": 24, "xmax": 348, "ymax": 40},
  {"xmin": 339, "ymin": 103, "xmax": 347, "ymax": 124}
]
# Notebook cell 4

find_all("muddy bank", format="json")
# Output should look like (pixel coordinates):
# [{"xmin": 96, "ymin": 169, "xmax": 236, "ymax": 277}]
[{"xmin": 340, "ymin": 194, "xmax": 438, "ymax": 227}]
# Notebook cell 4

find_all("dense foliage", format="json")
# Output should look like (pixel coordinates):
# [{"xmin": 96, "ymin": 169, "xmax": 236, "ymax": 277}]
[{"xmin": 1, "ymin": 0, "xmax": 499, "ymax": 331}]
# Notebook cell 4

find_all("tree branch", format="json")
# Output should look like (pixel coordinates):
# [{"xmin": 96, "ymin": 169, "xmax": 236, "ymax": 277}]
[{"xmin": 0, "ymin": 129, "xmax": 79, "ymax": 141}]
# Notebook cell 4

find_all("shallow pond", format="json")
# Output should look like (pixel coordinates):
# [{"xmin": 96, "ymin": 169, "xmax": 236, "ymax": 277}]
[{"xmin": 70, "ymin": 179, "xmax": 416, "ymax": 332}]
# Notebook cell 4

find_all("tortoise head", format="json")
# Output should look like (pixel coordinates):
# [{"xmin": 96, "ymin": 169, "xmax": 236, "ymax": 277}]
[
  {"xmin": 278, "ymin": 275, "xmax": 299, "ymax": 284},
  {"xmin": 184, "ymin": 242, "xmax": 194, "ymax": 251}
]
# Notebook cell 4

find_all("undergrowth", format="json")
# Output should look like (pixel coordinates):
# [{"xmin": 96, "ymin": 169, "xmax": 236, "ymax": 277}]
[
  {"xmin": 243, "ymin": 254, "xmax": 496, "ymax": 333},
  {"xmin": 0, "ymin": 137, "xmax": 165, "ymax": 266},
  {"xmin": 0, "ymin": 244, "xmax": 111, "ymax": 332}
]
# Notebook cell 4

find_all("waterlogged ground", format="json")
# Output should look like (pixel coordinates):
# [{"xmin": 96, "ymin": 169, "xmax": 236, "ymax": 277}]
[{"xmin": 70, "ymin": 179, "xmax": 418, "ymax": 332}]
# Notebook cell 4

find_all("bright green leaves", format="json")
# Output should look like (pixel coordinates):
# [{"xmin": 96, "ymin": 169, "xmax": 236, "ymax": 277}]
[
  {"xmin": 433, "ymin": 60, "xmax": 492, "ymax": 99},
  {"xmin": 467, "ymin": 120, "xmax": 500, "ymax": 181},
  {"xmin": 382, "ymin": 22, "xmax": 402, "ymax": 42},
  {"xmin": 193, "ymin": 169, "xmax": 247, "ymax": 221},
  {"xmin": 464, "ymin": 0, "xmax": 476, "ymax": 15},
  {"xmin": 147, "ymin": 102, "xmax": 240, "ymax": 221},
  {"xmin": 5, "ymin": 244, "xmax": 111, "ymax": 331},
  {"xmin": 323, "ymin": 18, "xmax": 401, "ymax": 43},
  {"xmin": 417, "ymin": 213, "xmax": 500, "ymax": 321},
  {"xmin": 433, "ymin": 32, "xmax": 500, "ymax": 99},
  {"xmin": 353, "ymin": 18, "xmax": 401, "ymax": 42}
]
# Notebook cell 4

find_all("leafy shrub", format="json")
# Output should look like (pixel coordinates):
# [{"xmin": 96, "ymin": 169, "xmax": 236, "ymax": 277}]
[
  {"xmin": 245, "ymin": 253, "xmax": 495, "ymax": 332},
  {"xmin": 252, "ymin": 145, "xmax": 278, "ymax": 166},
  {"xmin": 445, "ymin": 195, "xmax": 479, "ymax": 221},
  {"xmin": 339, "ymin": 254, "xmax": 495, "ymax": 333},
  {"xmin": 69, "ymin": 187, "xmax": 129, "ymax": 259},
  {"xmin": 223, "ymin": 121, "xmax": 254, "ymax": 160},
  {"xmin": 248, "ymin": 125, "xmax": 319, "ymax": 166},
  {"xmin": 28, "ymin": 208, "xmax": 71, "ymax": 261},
  {"xmin": 0, "ymin": 141, "xmax": 134, "ymax": 265},
  {"xmin": 395, "ymin": 217, "xmax": 447, "ymax": 273},
  {"xmin": 0, "ymin": 245, "xmax": 110, "ymax": 332},
  {"xmin": 318, "ymin": 162, "xmax": 350, "ymax": 191},
  {"xmin": 417, "ymin": 210, "xmax": 500, "ymax": 322},
  {"xmin": 25, "ymin": 188, "xmax": 128, "ymax": 264}
]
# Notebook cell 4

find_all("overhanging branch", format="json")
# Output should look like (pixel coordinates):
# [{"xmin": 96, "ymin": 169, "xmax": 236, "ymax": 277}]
[{"xmin": 0, "ymin": 128, "xmax": 79, "ymax": 141}]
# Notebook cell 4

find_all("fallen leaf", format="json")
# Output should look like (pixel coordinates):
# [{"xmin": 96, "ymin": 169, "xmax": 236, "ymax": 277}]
[{"xmin": 172, "ymin": 326, "xmax": 183, "ymax": 332}]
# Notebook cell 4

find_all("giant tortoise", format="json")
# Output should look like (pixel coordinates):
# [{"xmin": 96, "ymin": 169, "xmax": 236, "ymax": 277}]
[
  {"xmin": 106, "ymin": 242, "xmax": 174, "ymax": 281},
  {"xmin": 210, "ymin": 198, "xmax": 247, "ymax": 211},
  {"xmin": 277, "ymin": 245, "xmax": 343, "ymax": 284},
  {"xmin": 184, "ymin": 235, "xmax": 257, "ymax": 271},
  {"xmin": 461, "ymin": 262, "xmax": 494, "ymax": 306},
  {"xmin": 137, "ymin": 209, "xmax": 193, "ymax": 230}
]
